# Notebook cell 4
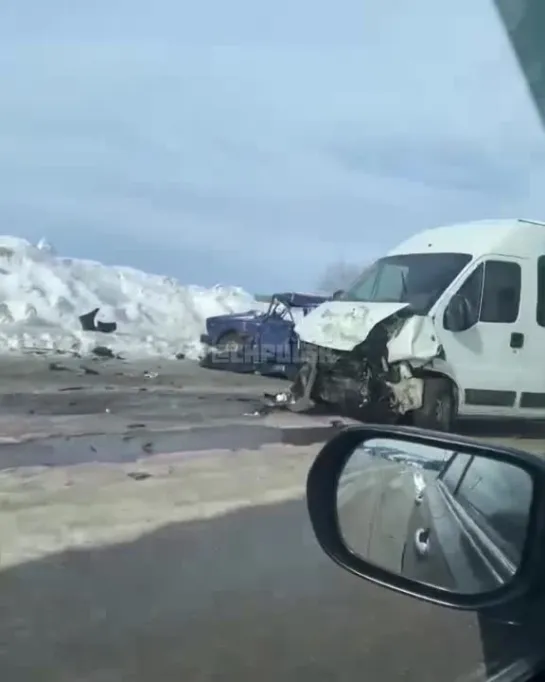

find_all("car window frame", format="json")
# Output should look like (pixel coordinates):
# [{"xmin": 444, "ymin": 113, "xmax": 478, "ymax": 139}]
[
  {"xmin": 443, "ymin": 259, "xmax": 522, "ymax": 329},
  {"xmin": 536, "ymin": 255, "xmax": 545, "ymax": 326},
  {"xmin": 438, "ymin": 452, "xmax": 473, "ymax": 493},
  {"xmin": 439, "ymin": 454, "xmax": 528, "ymax": 565},
  {"xmin": 267, "ymin": 300, "xmax": 293, "ymax": 322}
]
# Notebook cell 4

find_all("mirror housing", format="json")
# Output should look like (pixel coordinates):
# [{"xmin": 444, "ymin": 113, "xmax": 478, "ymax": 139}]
[
  {"xmin": 443, "ymin": 294, "xmax": 476, "ymax": 332},
  {"xmin": 306, "ymin": 425, "xmax": 545, "ymax": 613}
]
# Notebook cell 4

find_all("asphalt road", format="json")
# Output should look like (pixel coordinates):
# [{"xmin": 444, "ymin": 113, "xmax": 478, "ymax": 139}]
[
  {"xmin": 337, "ymin": 458, "xmax": 418, "ymax": 573},
  {"xmin": 0, "ymin": 357, "xmax": 544, "ymax": 681},
  {"xmin": 0, "ymin": 495, "xmax": 487, "ymax": 682},
  {"xmin": 0, "ymin": 456, "xmax": 539, "ymax": 682},
  {"xmin": 0, "ymin": 354, "xmax": 288, "ymax": 424}
]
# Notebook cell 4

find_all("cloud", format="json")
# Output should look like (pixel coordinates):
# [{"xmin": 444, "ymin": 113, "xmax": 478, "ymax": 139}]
[{"xmin": 0, "ymin": 0, "xmax": 544, "ymax": 291}]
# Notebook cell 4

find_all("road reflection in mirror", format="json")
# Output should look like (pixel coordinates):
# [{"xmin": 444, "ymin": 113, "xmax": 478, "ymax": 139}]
[{"xmin": 336, "ymin": 438, "xmax": 534, "ymax": 595}]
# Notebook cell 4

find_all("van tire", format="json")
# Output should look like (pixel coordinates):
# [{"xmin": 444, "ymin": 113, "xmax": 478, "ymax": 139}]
[{"xmin": 412, "ymin": 377, "xmax": 454, "ymax": 432}]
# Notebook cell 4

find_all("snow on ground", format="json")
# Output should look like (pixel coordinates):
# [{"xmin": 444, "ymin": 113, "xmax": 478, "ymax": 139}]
[
  {"xmin": 0, "ymin": 444, "xmax": 316, "ymax": 568},
  {"xmin": 0, "ymin": 236, "xmax": 265, "ymax": 359}
]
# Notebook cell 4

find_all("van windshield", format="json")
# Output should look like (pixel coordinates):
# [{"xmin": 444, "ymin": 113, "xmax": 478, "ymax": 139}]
[{"xmin": 342, "ymin": 253, "xmax": 472, "ymax": 314}]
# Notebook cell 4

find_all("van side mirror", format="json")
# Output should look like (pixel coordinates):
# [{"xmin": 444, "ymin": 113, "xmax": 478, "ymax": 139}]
[{"xmin": 443, "ymin": 294, "xmax": 476, "ymax": 332}]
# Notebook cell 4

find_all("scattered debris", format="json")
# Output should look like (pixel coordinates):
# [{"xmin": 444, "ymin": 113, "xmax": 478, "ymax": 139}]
[
  {"xmin": 142, "ymin": 442, "xmax": 154, "ymax": 454},
  {"xmin": 79, "ymin": 308, "xmax": 117, "ymax": 334},
  {"xmin": 58, "ymin": 386, "xmax": 84, "ymax": 392},
  {"xmin": 263, "ymin": 391, "xmax": 292, "ymax": 408},
  {"xmin": 127, "ymin": 471, "xmax": 152, "ymax": 481},
  {"xmin": 143, "ymin": 371, "xmax": 158, "ymax": 379},
  {"xmin": 175, "ymin": 352, "xmax": 185, "ymax": 360},
  {"xmin": 245, "ymin": 408, "xmax": 269, "ymax": 416},
  {"xmin": 49, "ymin": 361, "xmax": 70, "ymax": 372},
  {"xmin": 91, "ymin": 346, "xmax": 115, "ymax": 359},
  {"xmin": 81, "ymin": 366, "xmax": 100, "ymax": 375},
  {"xmin": 127, "ymin": 423, "xmax": 147, "ymax": 429}
]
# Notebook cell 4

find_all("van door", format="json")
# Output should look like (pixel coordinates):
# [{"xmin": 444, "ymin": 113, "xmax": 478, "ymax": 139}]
[
  {"xmin": 516, "ymin": 254, "xmax": 545, "ymax": 416},
  {"xmin": 434, "ymin": 257, "xmax": 525, "ymax": 417}
]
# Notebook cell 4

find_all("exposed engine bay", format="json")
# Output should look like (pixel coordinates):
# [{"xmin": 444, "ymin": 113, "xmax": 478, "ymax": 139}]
[{"xmin": 270, "ymin": 305, "xmax": 443, "ymax": 422}]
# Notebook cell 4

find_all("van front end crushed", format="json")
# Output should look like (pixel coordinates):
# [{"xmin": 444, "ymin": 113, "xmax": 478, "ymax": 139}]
[{"xmin": 270, "ymin": 306, "xmax": 443, "ymax": 423}]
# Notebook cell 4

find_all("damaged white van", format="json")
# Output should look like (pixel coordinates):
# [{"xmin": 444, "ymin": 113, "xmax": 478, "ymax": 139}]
[{"xmin": 283, "ymin": 218, "xmax": 545, "ymax": 431}]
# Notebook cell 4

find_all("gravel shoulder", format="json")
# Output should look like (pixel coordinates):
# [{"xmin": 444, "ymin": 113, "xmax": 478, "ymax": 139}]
[{"xmin": 0, "ymin": 352, "xmax": 290, "ymax": 395}]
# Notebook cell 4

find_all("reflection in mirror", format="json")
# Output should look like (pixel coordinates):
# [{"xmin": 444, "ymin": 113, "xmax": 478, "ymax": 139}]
[{"xmin": 336, "ymin": 438, "xmax": 533, "ymax": 595}]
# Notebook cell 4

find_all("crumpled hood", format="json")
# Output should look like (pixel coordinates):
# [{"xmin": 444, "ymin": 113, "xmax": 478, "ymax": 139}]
[
  {"xmin": 294, "ymin": 300, "xmax": 441, "ymax": 362},
  {"xmin": 294, "ymin": 301, "xmax": 410, "ymax": 351}
]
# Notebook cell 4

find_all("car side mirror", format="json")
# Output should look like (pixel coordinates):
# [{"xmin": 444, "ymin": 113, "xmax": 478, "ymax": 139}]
[
  {"xmin": 332, "ymin": 289, "xmax": 345, "ymax": 300},
  {"xmin": 443, "ymin": 294, "xmax": 476, "ymax": 332},
  {"xmin": 306, "ymin": 425, "xmax": 545, "ymax": 613}
]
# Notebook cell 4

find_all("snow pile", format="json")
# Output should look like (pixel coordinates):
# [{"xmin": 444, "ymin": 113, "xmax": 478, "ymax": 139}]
[{"xmin": 0, "ymin": 236, "xmax": 262, "ymax": 359}]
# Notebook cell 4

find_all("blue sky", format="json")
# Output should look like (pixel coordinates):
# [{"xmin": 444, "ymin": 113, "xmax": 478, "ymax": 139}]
[{"xmin": 0, "ymin": 0, "xmax": 544, "ymax": 293}]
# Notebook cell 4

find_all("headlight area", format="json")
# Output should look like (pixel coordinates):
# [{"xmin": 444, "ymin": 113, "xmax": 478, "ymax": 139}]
[{"xmin": 283, "ymin": 338, "xmax": 424, "ymax": 423}]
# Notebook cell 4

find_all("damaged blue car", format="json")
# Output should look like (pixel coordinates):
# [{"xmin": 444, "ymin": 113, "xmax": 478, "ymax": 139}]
[{"xmin": 199, "ymin": 292, "xmax": 329, "ymax": 379}]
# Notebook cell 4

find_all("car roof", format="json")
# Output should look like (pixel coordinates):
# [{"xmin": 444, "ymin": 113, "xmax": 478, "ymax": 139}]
[{"xmin": 272, "ymin": 292, "xmax": 329, "ymax": 307}]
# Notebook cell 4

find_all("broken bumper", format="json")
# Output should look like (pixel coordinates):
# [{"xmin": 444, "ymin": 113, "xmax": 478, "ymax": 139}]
[{"xmin": 286, "ymin": 341, "xmax": 423, "ymax": 419}]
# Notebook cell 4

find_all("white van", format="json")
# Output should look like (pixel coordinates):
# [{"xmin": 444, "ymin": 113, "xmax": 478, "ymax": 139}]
[{"xmin": 287, "ymin": 218, "xmax": 545, "ymax": 431}]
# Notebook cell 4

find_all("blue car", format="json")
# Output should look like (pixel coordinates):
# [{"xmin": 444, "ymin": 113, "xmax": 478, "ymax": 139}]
[{"xmin": 199, "ymin": 291, "xmax": 329, "ymax": 379}]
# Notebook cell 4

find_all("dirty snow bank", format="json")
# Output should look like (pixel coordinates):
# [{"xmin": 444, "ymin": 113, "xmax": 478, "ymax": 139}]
[
  {"xmin": 0, "ymin": 444, "xmax": 315, "ymax": 568},
  {"xmin": 0, "ymin": 236, "xmax": 262, "ymax": 359}
]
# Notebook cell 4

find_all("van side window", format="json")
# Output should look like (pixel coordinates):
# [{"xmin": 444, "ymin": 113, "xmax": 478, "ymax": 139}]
[
  {"xmin": 480, "ymin": 261, "xmax": 521, "ymax": 323},
  {"xmin": 455, "ymin": 264, "xmax": 484, "ymax": 315},
  {"xmin": 537, "ymin": 256, "xmax": 545, "ymax": 326}
]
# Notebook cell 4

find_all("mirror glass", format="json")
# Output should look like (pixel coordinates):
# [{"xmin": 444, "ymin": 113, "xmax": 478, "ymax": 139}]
[{"xmin": 336, "ymin": 438, "xmax": 534, "ymax": 595}]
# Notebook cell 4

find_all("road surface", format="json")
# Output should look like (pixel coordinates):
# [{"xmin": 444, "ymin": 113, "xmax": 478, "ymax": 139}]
[
  {"xmin": 0, "ymin": 356, "xmax": 544, "ymax": 681},
  {"xmin": 337, "ymin": 456, "xmax": 419, "ymax": 572},
  {"xmin": 0, "ymin": 445, "xmax": 486, "ymax": 682}
]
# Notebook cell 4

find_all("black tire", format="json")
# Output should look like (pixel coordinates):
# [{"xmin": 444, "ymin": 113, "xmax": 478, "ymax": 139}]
[
  {"xmin": 200, "ymin": 331, "xmax": 245, "ymax": 371},
  {"xmin": 216, "ymin": 331, "xmax": 243, "ymax": 352},
  {"xmin": 411, "ymin": 377, "xmax": 454, "ymax": 432}
]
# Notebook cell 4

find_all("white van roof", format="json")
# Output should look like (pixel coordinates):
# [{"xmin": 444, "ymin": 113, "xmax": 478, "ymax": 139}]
[{"xmin": 389, "ymin": 218, "xmax": 545, "ymax": 258}]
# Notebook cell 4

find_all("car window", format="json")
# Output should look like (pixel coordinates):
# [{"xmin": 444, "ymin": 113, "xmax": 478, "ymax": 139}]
[
  {"xmin": 448, "ymin": 260, "xmax": 522, "ymax": 325},
  {"xmin": 440, "ymin": 453, "xmax": 472, "ymax": 493},
  {"xmin": 269, "ymin": 302, "xmax": 291, "ymax": 320},
  {"xmin": 536, "ymin": 255, "xmax": 545, "ymax": 326},
  {"xmin": 344, "ymin": 253, "xmax": 471, "ymax": 313},
  {"xmin": 454, "ymin": 457, "xmax": 533, "ymax": 561},
  {"xmin": 373, "ymin": 263, "xmax": 409, "ymax": 301},
  {"xmin": 480, "ymin": 261, "xmax": 521, "ymax": 323},
  {"xmin": 447, "ymin": 264, "xmax": 484, "ymax": 323}
]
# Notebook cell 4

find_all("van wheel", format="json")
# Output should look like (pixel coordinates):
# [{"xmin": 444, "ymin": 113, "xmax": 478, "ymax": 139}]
[{"xmin": 412, "ymin": 377, "xmax": 454, "ymax": 432}]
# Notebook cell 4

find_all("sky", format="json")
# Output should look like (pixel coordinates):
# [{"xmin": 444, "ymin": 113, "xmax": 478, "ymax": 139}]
[{"xmin": 1, "ymin": 0, "xmax": 545, "ymax": 293}]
